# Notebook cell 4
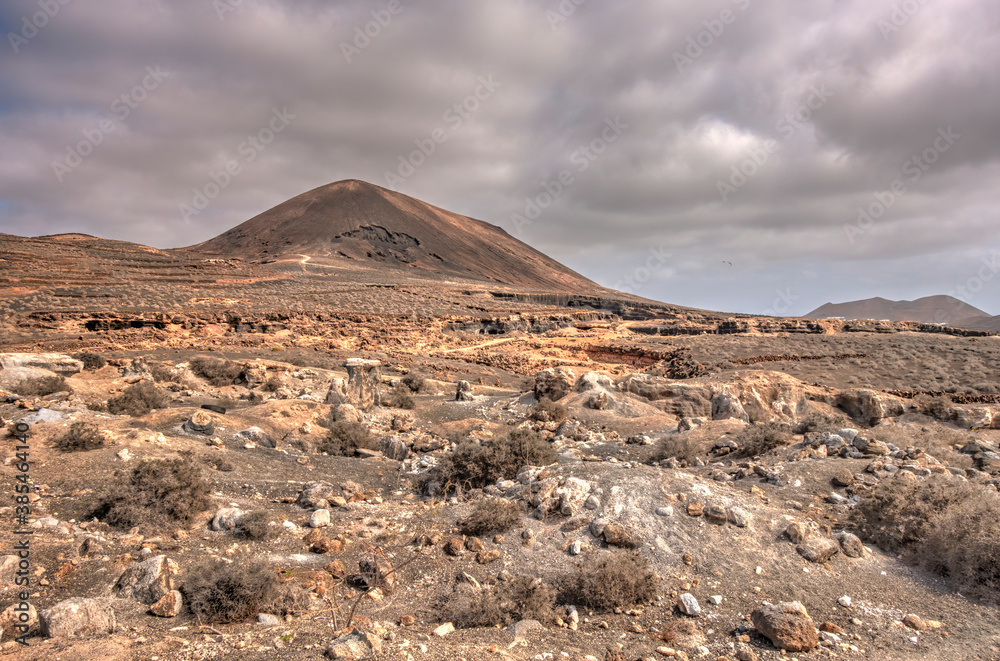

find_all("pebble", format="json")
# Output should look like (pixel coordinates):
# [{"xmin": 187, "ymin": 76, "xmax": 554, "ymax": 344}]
[
  {"xmin": 677, "ymin": 593, "xmax": 701, "ymax": 617},
  {"xmin": 838, "ymin": 596, "xmax": 852, "ymax": 608}
]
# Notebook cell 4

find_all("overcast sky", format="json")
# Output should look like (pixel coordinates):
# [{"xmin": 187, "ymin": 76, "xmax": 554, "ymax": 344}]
[{"xmin": 1, "ymin": 0, "xmax": 998, "ymax": 316}]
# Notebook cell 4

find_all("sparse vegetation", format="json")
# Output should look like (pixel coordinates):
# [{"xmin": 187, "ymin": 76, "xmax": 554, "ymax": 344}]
[
  {"xmin": 12, "ymin": 375, "xmax": 70, "ymax": 396},
  {"xmin": 386, "ymin": 382, "xmax": 416, "ymax": 409},
  {"xmin": 318, "ymin": 421, "xmax": 375, "ymax": 456},
  {"xmin": 529, "ymin": 397, "xmax": 567, "ymax": 423},
  {"xmin": 651, "ymin": 433, "xmax": 701, "ymax": 465},
  {"xmin": 402, "ymin": 373, "xmax": 426, "ymax": 392},
  {"xmin": 150, "ymin": 362, "xmax": 181, "ymax": 383},
  {"xmin": 458, "ymin": 499, "xmax": 524, "ymax": 536},
  {"xmin": 72, "ymin": 352, "xmax": 107, "ymax": 370},
  {"xmin": 424, "ymin": 428, "xmax": 557, "ymax": 493},
  {"xmin": 53, "ymin": 421, "xmax": 106, "ymax": 452},
  {"xmin": 853, "ymin": 475, "xmax": 1000, "ymax": 603},
  {"xmin": 793, "ymin": 411, "xmax": 846, "ymax": 434},
  {"xmin": 106, "ymin": 381, "xmax": 168, "ymax": 416},
  {"xmin": 558, "ymin": 551, "xmax": 658, "ymax": 611},
  {"xmin": 190, "ymin": 356, "xmax": 243, "ymax": 387},
  {"xmin": 95, "ymin": 457, "xmax": 212, "ymax": 531},
  {"xmin": 236, "ymin": 511, "xmax": 277, "ymax": 540},
  {"xmin": 442, "ymin": 575, "xmax": 557, "ymax": 629},
  {"xmin": 183, "ymin": 558, "xmax": 282, "ymax": 624},
  {"xmin": 729, "ymin": 421, "xmax": 794, "ymax": 459}
]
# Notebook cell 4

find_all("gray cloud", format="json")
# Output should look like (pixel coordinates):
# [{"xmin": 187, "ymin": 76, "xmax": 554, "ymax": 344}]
[{"xmin": 1, "ymin": 0, "xmax": 998, "ymax": 315}]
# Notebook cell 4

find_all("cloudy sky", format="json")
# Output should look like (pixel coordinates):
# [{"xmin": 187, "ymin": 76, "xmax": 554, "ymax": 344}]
[{"xmin": 1, "ymin": 0, "xmax": 998, "ymax": 315}]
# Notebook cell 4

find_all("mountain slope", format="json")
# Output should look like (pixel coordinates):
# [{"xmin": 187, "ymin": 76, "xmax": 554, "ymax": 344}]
[
  {"xmin": 805, "ymin": 295, "xmax": 989, "ymax": 326},
  {"xmin": 181, "ymin": 179, "xmax": 602, "ymax": 292}
]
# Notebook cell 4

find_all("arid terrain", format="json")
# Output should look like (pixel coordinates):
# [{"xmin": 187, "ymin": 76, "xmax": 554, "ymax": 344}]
[{"xmin": 1, "ymin": 181, "xmax": 999, "ymax": 661}]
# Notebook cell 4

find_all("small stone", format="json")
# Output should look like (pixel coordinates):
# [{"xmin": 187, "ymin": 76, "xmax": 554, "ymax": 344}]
[
  {"xmin": 434, "ymin": 622, "xmax": 455, "ymax": 637},
  {"xmin": 465, "ymin": 537, "xmax": 485, "ymax": 553},
  {"xmin": 257, "ymin": 613, "xmax": 281, "ymax": 626},
  {"xmin": 569, "ymin": 540, "xmax": 584, "ymax": 556},
  {"xmin": 832, "ymin": 468, "xmax": 855, "ymax": 487},
  {"xmin": 686, "ymin": 502, "xmax": 704, "ymax": 517},
  {"xmin": 704, "ymin": 504, "xmax": 728, "ymax": 524},
  {"xmin": 309, "ymin": 509, "xmax": 331, "ymax": 529},
  {"xmin": 656, "ymin": 506, "xmax": 674, "ymax": 517},
  {"xmin": 477, "ymin": 549, "xmax": 501, "ymax": 564},
  {"xmin": 727, "ymin": 507, "xmax": 751, "ymax": 527},
  {"xmin": 837, "ymin": 532, "xmax": 864, "ymax": 558},
  {"xmin": 444, "ymin": 538, "xmax": 465, "ymax": 556},
  {"xmin": 602, "ymin": 522, "xmax": 640, "ymax": 548},
  {"xmin": 708, "ymin": 595, "xmax": 723, "ymax": 605},
  {"xmin": 400, "ymin": 615, "xmax": 415, "ymax": 626},
  {"xmin": 902, "ymin": 614, "xmax": 932, "ymax": 631},
  {"xmin": 820, "ymin": 622, "xmax": 845, "ymax": 634},
  {"xmin": 838, "ymin": 596, "xmax": 853, "ymax": 608},
  {"xmin": 677, "ymin": 593, "xmax": 701, "ymax": 617},
  {"xmin": 784, "ymin": 521, "xmax": 816, "ymax": 544},
  {"xmin": 751, "ymin": 601, "xmax": 819, "ymax": 652},
  {"xmin": 797, "ymin": 536, "xmax": 840, "ymax": 563},
  {"xmin": 324, "ymin": 560, "xmax": 348, "ymax": 579}
]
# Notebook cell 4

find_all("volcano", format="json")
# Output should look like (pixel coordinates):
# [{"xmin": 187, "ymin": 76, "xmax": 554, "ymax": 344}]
[{"xmin": 182, "ymin": 179, "xmax": 601, "ymax": 292}]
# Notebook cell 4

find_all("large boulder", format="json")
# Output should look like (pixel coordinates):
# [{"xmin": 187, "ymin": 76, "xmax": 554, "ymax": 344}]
[
  {"xmin": 112, "ymin": 555, "xmax": 179, "ymax": 604},
  {"xmin": 751, "ymin": 601, "xmax": 819, "ymax": 652},
  {"xmin": 343, "ymin": 359, "xmax": 381, "ymax": 410},
  {"xmin": 40, "ymin": 598, "xmax": 116, "ymax": 639},
  {"xmin": 836, "ymin": 389, "xmax": 905, "ymax": 425},
  {"xmin": 712, "ymin": 389, "xmax": 749, "ymax": 423},
  {"xmin": 0, "ymin": 353, "xmax": 83, "ymax": 376},
  {"xmin": 534, "ymin": 367, "xmax": 576, "ymax": 402},
  {"xmin": 380, "ymin": 435, "xmax": 410, "ymax": 461}
]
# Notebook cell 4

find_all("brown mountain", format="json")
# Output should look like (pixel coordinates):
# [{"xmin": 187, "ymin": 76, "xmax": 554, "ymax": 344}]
[
  {"xmin": 805, "ymin": 295, "xmax": 990, "ymax": 326},
  {"xmin": 181, "ymin": 179, "xmax": 601, "ymax": 292}
]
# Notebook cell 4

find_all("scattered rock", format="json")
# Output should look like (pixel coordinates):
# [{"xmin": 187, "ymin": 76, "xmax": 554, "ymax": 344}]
[
  {"xmin": 837, "ymin": 532, "xmax": 865, "ymax": 558},
  {"xmin": 797, "ymin": 537, "xmax": 840, "ymax": 563},
  {"xmin": 211, "ymin": 507, "xmax": 247, "ymax": 532},
  {"xmin": 785, "ymin": 521, "xmax": 817, "ymax": 545},
  {"xmin": 832, "ymin": 468, "xmax": 855, "ymax": 487},
  {"xmin": 751, "ymin": 601, "xmax": 819, "ymax": 652},
  {"xmin": 704, "ymin": 504, "xmax": 728, "ymax": 524},
  {"xmin": 534, "ymin": 367, "xmax": 576, "ymax": 402},
  {"xmin": 111, "ymin": 555, "xmax": 178, "ymax": 604},
  {"xmin": 40, "ymin": 598, "xmax": 116, "ymax": 639},
  {"xmin": 677, "ymin": 593, "xmax": 701, "ymax": 617},
  {"xmin": 434, "ymin": 622, "xmax": 456, "ymax": 637},
  {"xmin": 257, "ymin": 613, "xmax": 281, "ymax": 626},
  {"xmin": 238, "ymin": 427, "xmax": 276, "ymax": 448},
  {"xmin": 712, "ymin": 390, "xmax": 749, "ymax": 423},
  {"xmin": 0, "ymin": 602, "xmax": 39, "ymax": 641},
  {"xmin": 727, "ymin": 507, "xmax": 751, "ymax": 527},
  {"xmin": 325, "ymin": 629, "xmax": 383, "ymax": 659},
  {"xmin": 902, "ymin": 614, "xmax": 940, "ymax": 631},
  {"xmin": 297, "ymin": 482, "xmax": 338, "ymax": 509},
  {"xmin": 602, "ymin": 522, "xmax": 640, "ymax": 548},
  {"xmin": 444, "ymin": 538, "xmax": 465, "ymax": 556},
  {"xmin": 477, "ymin": 550, "xmax": 501, "ymax": 564},
  {"xmin": 380, "ymin": 435, "xmax": 409, "ymax": 461},
  {"xmin": 310, "ymin": 509, "xmax": 331, "ymax": 529},
  {"xmin": 331, "ymin": 403, "xmax": 362, "ymax": 423},
  {"xmin": 686, "ymin": 502, "xmax": 704, "ymax": 517}
]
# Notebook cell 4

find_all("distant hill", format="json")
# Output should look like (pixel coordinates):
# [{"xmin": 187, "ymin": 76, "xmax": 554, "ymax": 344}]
[
  {"xmin": 181, "ymin": 179, "xmax": 602, "ymax": 292},
  {"xmin": 804, "ymin": 295, "xmax": 990, "ymax": 326}
]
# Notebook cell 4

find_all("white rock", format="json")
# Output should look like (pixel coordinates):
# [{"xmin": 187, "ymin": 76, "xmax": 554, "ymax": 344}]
[
  {"xmin": 677, "ymin": 593, "xmax": 701, "ymax": 617},
  {"xmin": 708, "ymin": 595, "xmax": 723, "ymax": 605},
  {"xmin": 310, "ymin": 509, "xmax": 331, "ymax": 528},
  {"xmin": 433, "ymin": 622, "xmax": 455, "ymax": 637},
  {"xmin": 839, "ymin": 596, "xmax": 853, "ymax": 608}
]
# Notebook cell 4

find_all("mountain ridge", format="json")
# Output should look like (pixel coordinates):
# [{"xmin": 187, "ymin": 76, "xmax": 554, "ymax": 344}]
[{"xmin": 805, "ymin": 295, "xmax": 990, "ymax": 326}]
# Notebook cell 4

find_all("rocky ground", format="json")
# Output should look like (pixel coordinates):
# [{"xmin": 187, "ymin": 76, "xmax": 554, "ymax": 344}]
[{"xmin": 1, "ymin": 319, "xmax": 1000, "ymax": 661}]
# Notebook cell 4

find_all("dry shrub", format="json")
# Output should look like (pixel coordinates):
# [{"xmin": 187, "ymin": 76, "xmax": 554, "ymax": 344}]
[
  {"xmin": 529, "ymin": 398, "xmax": 567, "ymax": 423},
  {"xmin": 912, "ymin": 394, "xmax": 954, "ymax": 420},
  {"xmin": 793, "ymin": 411, "xmax": 847, "ymax": 434},
  {"xmin": 386, "ymin": 383, "xmax": 416, "ymax": 409},
  {"xmin": 236, "ymin": 511, "xmax": 276, "ymax": 540},
  {"xmin": 402, "ymin": 373, "xmax": 426, "ymax": 392},
  {"xmin": 150, "ymin": 362, "xmax": 181, "ymax": 383},
  {"xmin": 442, "ymin": 575, "xmax": 556, "ymax": 629},
  {"xmin": 262, "ymin": 376, "xmax": 284, "ymax": 392},
  {"xmin": 13, "ymin": 375, "xmax": 70, "ymax": 396},
  {"xmin": 107, "ymin": 381, "xmax": 168, "ymax": 416},
  {"xmin": 730, "ymin": 421, "xmax": 793, "ymax": 459},
  {"xmin": 184, "ymin": 558, "xmax": 281, "ymax": 624},
  {"xmin": 426, "ymin": 429, "xmax": 557, "ymax": 492},
  {"xmin": 190, "ymin": 357, "xmax": 242, "ymax": 387},
  {"xmin": 95, "ymin": 457, "xmax": 211, "ymax": 531},
  {"xmin": 458, "ymin": 499, "xmax": 524, "ymax": 536},
  {"xmin": 651, "ymin": 433, "xmax": 701, "ymax": 465},
  {"xmin": 54, "ymin": 421, "xmax": 105, "ymax": 452},
  {"xmin": 72, "ymin": 352, "xmax": 107, "ymax": 370},
  {"xmin": 853, "ymin": 474, "xmax": 1000, "ymax": 603},
  {"xmin": 559, "ymin": 551, "xmax": 658, "ymax": 611},
  {"xmin": 318, "ymin": 421, "xmax": 375, "ymax": 456}
]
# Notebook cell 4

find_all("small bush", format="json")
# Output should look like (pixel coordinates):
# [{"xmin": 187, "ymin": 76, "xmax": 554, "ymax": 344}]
[
  {"xmin": 107, "ymin": 381, "xmax": 168, "ymax": 416},
  {"xmin": 426, "ymin": 429, "xmax": 557, "ymax": 492},
  {"xmin": 73, "ymin": 352, "xmax": 107, "ymax": 370},
  {"xmin": 458, "ymin": 499, "xmax": 524, "ymax": 536},
  {"xmin": 184, "ymin": 558, "xmax": 281, "ymax": 624},
  {"xmin": 13, "ymin": 375, "xmax": 70, "ymax": 396},
  {"xmin": 95, "ymin": 457, "xmax": 212, "ymax": 531},
  {"xmin": 912, "ymin": 394, "xmax": 954, "ymax": 420},
  {"xmin": 150, "ymin": 363, "xmax": 181, "ymax": 383},
  {"xmin": 559, "ymin": 551, "xmax": 658, "ymax": 611},
  {"xmin": 386, "ymin": 383, "xmax": 416, "ymax": 409},
  {"xmin": 853, "ymin": 475, "xmax": 1000, "ymax": 603},
  {"xmin": 262, "ymin": 376, "xmax": 284, "ymax": 392},
  {"xmin": 402, "ymin": 373, "xmax": 426, "ymax": 393},
  {"xmin": 54, "ymin": 421, "xmax": 106, "ymax": 452},
  {"xmin": 190, "ymin": 357, "xmax": 243, "ymax": 387},
  {"xmin": 237, "ymin": 511, "xmax": 276, "ymax": 540},
  {"xmin": 442, "ymin": 575, "xmax": 556, "ymax": 629},
  {"xmin": 729, "ymin": 421, "xmax": 793, "ymax": 459},
  {"xmin": 529, "ymin": 398, "xmax": 567, "ymax": 423},
  {"xmin": 792, "ymin": 412, "xmax": 846, "ymax": 435},
  {"xmin": 650, "ymin": 433, "xmax": 701, "ymax": 465},
  {"xmin": 318, "ymin": 421, "xmax": 375, "ymax": 456}
]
